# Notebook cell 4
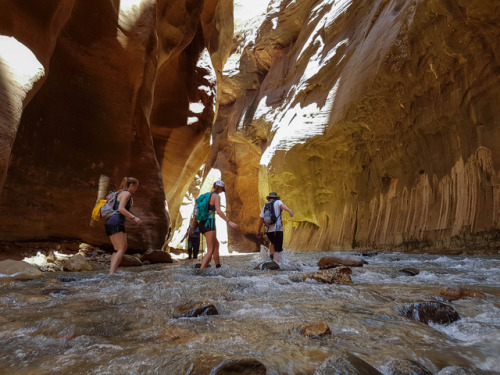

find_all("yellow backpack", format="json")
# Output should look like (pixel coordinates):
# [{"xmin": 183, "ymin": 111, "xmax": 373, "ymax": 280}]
[{"xmin": 91, "ymin": 200, "xmax": 107, "ymax": 221}]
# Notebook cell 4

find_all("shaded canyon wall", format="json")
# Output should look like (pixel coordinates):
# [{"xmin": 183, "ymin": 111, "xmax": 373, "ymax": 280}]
[{"xmin": 0, "ymin": 0, "xmax": 232, "ymax": 250}]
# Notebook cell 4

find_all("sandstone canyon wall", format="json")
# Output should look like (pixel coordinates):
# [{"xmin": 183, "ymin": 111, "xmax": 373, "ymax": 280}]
[
  {"xmin": 0, "ymin": 0, "xmax": 232, "ymax": 250},
  {"xmin": 216, "ymin": 0, "xmax": 500, "ymax": 253},
  {"xmin": 0, "ymin": 0, "xmax": 499, "ymax": 255}
]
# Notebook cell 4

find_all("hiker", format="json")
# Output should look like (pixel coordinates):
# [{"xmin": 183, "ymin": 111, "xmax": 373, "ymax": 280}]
[
  {"xmin": 196, "ymin": 180, "xmax": 238, "ymax": 269},
  {"xmin": 181, "ymin": 221, "xmax": 201, "ymax": 260},
  {"xmin": 256, "ymin": 192, "xmax": 294, "ymax": 262},
  {"xmin": 105, "ymin": 177, "xmax": 142, "ymax": 274}
]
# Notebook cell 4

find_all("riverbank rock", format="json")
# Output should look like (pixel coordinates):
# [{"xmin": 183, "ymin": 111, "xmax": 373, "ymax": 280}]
[
  {"xmin": 210, "ymin": 358, "xmax": 267, "ymax": 375},
  {"xmin": 385, "ymin": 359, "xmax": 432, "ymax": 375},
  {"xmin": 173, "ymin": 302, "xmax": 218, "ymax": 318},
  {"xmin": 314, "ymin": 352, "xmax": 382, "ymax": 375},
  {"xmin": 304, "ymin": 267, "xmax": 353, "ymax": 285},
  {"xmin": 140, "ymin": 250, "xmax": 173, "ymax": 264},
  {"xmin": 440, "ymin": 287, "xmax": 486, "ymax": 299},
  {"xmin": 254, "ymin": 260, "xmax": 280, "ymax": 270},
  {"xmin": 318, "ymin": 255, "xmax": 367, "ymax": 269},
  {"xmin": 0, "ymin": 260, "xmax": 43, "ymax": 281},
  {"xmin": 61, "ymin": 254, "xmax": 92, "ymax": 272},
  {"xmin": 399, "ymin": 268, "xmax": 420, "ymax": 276},
  {"xmin": 119, "ymin": 255, "xmax": 142, "ymax": 267},
  {"xmin": 293, "ymin": 321, "xmax": 331, "ymax": 338},
  {"xmin": 399, "ymin": 302, "xmax": 460, "ymax": 325}
]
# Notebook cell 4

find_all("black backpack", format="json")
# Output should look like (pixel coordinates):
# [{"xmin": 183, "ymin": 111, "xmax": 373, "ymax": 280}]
[{"xmin": 263, "ymin": 201, "xmax": 278, "ymax": 225}]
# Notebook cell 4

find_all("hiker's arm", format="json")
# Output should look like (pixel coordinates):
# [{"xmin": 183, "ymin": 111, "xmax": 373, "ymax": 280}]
[
  {"xmin": 214, "ymin": 194, "xmax": 239, "ymax": 229},
  {"xmin": 118, "ymin": 191, "xmax": 141, "ymax": 224},
  {"xmin": 256, "ymin": 217, "xmax": 264, "ymax": 238},
  {"xmin": 280, "ymin": 203, "xmax": 294, "ymax": 217}
]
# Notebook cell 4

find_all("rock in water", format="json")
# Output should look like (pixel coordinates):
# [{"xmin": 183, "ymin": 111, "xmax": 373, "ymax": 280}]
[
  {"xmin": 314, "ymin": 352, "xmax": 382, "ymax": 375},
  {"xmin": 210, "ymin": 358, "xmax": 267, "ymax": 375},
  {"xmin": 385, "ymin": 359, "xmax": 433, "ymax": 375},
  {"xmin": 0, "ymin": 260, "xmax": 43, "ymax": 281},
  {"xmin": 254, "ymin": 260, "xmax": 280, "ymax": 270},
  {"xmin": 399, "ymin": 302, "xmax": 460, "ymax": 325}
]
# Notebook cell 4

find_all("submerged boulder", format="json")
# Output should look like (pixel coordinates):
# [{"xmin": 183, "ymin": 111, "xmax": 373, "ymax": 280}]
[
  {"xmin": 254, "ymin": 260, "xmax": 280, "ymax": 270},
  {"xmin": 210, "ymin": 358, "xmax": 267, "ymax": 375},
  {"xmin": 440, "ymin": 287, "xmax": 486, "ymax": 299},
  {"xmin": 314, "ymin": 352, "xmax": 382, "ymax": 375},
  {"xmin": 119, "ymin": 254, "xmax": 142, "ymax": 267},
  {"xmin": 173, "ymin": 302, "xmax": 218, "ymax": 318},
  {"xmin": 385, "ymin": 359, "xmax": 433, "ymax": 375},
  {"xmin": 0, "ymin": 260, "xmax": 43, "ymax": 281},
  {"xmin": 304, "ymin": 267, "xmax": 353, "ymax": 285},
  {"xmin": 318, "ymin": 255, "xmax": 367, "ymax": 269},
  {"xmin": 436, "ymin": 366, "xmax": 499, "ymax": 375},
  {"xmin": 399, "ymin": 302, "xmax": 460, "ymax": 325},
  {"xmin": 399, "ymin": 268, "xmax": 420, "ymax": 276}
]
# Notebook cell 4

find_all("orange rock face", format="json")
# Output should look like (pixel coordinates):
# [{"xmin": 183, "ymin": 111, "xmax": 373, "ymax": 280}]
[{"xmin": 213, "ymin": 0, "xmax": 500, "ymax": 253}]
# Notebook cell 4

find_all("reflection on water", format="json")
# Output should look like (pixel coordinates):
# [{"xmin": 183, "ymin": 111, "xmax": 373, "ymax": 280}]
[{"xmin": 1, "ymin": 251, "xmax": 499, "ymax": 374}]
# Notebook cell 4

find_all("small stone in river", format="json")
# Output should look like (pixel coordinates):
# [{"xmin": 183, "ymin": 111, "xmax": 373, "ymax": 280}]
[
  {"xmin": 293, "ymin": 321, "xmax": 331, "ymax": 338},
  {"xmin": 399, "ymin": 268, "xmax": 420, "ymax": 276},
  {"xmin": 254, "ymin": 260, "xmax": 280, "ymax": 270},
  {"xmin": 173, "ymin": 302, "xmax": 218, "ymax": 318}
]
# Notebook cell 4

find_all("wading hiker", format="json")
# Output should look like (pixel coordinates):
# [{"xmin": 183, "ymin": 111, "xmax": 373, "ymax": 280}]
[
  {"xmin": 180, "ymin": 221, "xmax": 201, "ymax": 260},
  {"xmin": 194, "ymin": 180, "xmax": 238, "ymax": 269},
  {"xmin": 105, "ymin": 177, "xmax": 142, "ymax": 274},
  {"xmin": 257, "ymin": 192, "xmax": 294, "ymax": 262}
]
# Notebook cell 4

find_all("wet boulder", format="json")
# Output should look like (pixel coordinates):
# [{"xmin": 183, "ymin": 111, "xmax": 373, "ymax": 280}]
[
  {"xmin": 293, "ymin": 321, "xmax": 331, "ymax": 338},
  {"xmin": 318, "ymin": 255, "xmax": 367, "ymax": 269},
  {"xmin": 61, "ymin": 254, "xmax": 92, "ymax": 272},
  {"xmin": 314, "ymin": 352, "xmax": 382, "ymax": 375},
  {"xmin": 399, "ymin": 268, "xmax": 420, "ymax": 276},
  {"xmin": 385, "ymin": 359, "xmax": 432, "ymax": 375},
  {"xmin": 440, "ymin": 287, "xmax": 486, "ymax": 299},
  {"xmin": 304, "ymin": 267, "xmax": 353, "ymax": 285},
  {"xmin": 119, "ymin": 254, "xmax": 142, "ymax": 267},
  {"xmin": 173, "ymin": 302, "xmax": 218, "ymax": 318},
  {"xmin": 140, "ymin": 250, "xmax": 173, "ymax": 264},
  {"xmin": 254, "ymin": 260, "xmax": 280, "ymax": 270},
  {"xmin": 0, "ymin": 260, "xmax": 43, "ymax": 281},
  {"xmin": 399, "ymin": 302, "xmax": 460, "ymax": 325},
  {"xmin": 210, "ymin": 358, "xmax": 267, "ymax": 375}
]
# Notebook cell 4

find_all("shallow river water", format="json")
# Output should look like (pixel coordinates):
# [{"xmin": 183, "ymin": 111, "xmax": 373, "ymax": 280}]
[{"xmin": 1, "ymin": 250, "xmax": 499, "ymax": 374}]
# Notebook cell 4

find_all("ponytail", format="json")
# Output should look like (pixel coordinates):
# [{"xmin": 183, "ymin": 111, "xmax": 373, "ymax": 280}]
[{"xmin": 119, "ymin": 176, "xmax": 139, "ymax": 190}]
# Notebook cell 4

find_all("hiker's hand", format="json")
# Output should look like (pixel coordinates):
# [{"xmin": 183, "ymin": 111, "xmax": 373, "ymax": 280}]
[
  {"xmin": 289, "ymin": 210, "xmax": 294, "ymax": 218},
  {"xmin": 133, "ymin": 217, "xmax": 141, "ymax": 225},
  {"xmin": 228, "ymin": 221, "xmax": 239, "ymax": 230},
  {"xmin": 256, "ymin": 232, "xmax": 262, "ymax": 239}
]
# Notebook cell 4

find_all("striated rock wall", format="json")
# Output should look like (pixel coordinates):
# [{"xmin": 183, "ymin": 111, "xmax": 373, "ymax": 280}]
[{"xmin": 215, "ymin": 0, "xmax": 500, "ymax": 253}]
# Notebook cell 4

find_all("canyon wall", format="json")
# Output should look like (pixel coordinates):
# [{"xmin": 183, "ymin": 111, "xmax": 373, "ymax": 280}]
[
  {"xmin": 1, "ymin": 0, "xmax": 499, "ymax": 254},
  {"xmin": 0, "ymin": 0, "xmax": 232, "ymax": 250},
  {"xmin": 216, "ymin": 0, "xmax": 500, "ymax": 253}
]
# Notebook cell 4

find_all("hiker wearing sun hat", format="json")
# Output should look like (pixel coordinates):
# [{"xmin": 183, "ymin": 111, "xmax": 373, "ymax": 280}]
[
  {"xmin": 257, "ymin": 192, "xmax": 294, "ymax": 262},
  {"xmin": 195, "ymin": 179, "xmax": 238, "ymax": 269}
]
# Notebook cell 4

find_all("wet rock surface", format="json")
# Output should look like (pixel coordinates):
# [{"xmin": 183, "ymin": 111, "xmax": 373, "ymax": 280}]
[
  {"xmin": 173, "ymin": 302, "xmax": 218, "ymax": 318},
  {"xmin": 440, "ymin": 287, "xmax": 486, "ymax": 300},
  {"xmin": 399, "ymin": 302, "xmax": 461, "ymax": 325},
  {"xmin": 385, "ymin": 359, "xmax": 433, "ymax": 375},
  {"xmin": 293, "ymin": 321, "xmax": 331, "ymax": 338},
  {"xmin": 318, "ymin": 255, "xmax": 367, "ymax": 269},
  {"xmin": 304, "ymin": 267, "xmax": 353, "ymax": 285},
  {"xmin": 314, "ymin": 352, "xmax": 382, "ymax": 375}
]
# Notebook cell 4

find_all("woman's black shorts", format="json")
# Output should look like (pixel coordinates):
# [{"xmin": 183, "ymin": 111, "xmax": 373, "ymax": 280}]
[
  {"xmin": 199, "ymin": 218, "xmax": 215, "ymax": 234},
  {"xmin": 105, "ymin": 213, "xmax": 126, "ymax": 236}
]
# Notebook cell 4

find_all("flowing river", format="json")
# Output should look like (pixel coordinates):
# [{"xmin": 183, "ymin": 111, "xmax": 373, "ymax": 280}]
[{"xmin": 1, "ymin": 250, "xmax": 499, "ymax": 374}]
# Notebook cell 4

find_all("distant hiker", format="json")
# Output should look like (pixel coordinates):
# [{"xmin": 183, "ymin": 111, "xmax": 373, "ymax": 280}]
[
  {"xmin": 257, "ymin": 192, "xmax": 294, "ymax": 262},
  {"xmin": 105, "ymin": 177, "xmax": 142, "ymax": 274},
  {"xmin": 181, "ymin": 221, "xmax": 201, "ymax": 260},
  {"xmin": 194, "ymin": 180, "xmax": 238, "ymax": 269}
]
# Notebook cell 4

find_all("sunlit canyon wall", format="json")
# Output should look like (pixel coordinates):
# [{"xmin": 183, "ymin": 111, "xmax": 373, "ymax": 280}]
[
  {"xmin": 0, "ymin": 0, "xmax": 232, "ymax": 250},
  {"xmin": 217, "ymin": 0, "xmax": 500, "ymax": 253}
]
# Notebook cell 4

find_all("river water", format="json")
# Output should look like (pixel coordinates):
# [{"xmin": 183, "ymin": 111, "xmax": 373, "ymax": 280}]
[{"xmin": 1, "ymin": 250, "xmax": 499, "ymax": 374}]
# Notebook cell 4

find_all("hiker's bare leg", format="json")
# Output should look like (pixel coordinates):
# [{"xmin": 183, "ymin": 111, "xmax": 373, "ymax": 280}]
[
  {"xmin": 109, "ymin": 232, "xmax": 127, "ymax": 274},
  {"xmin": 274, "ymin": 251, "xmax": 281, "ymax": 262},
  {"xmin": 201, "ymin": 231, "xmax": 216, "ymax": 269},
  {"xmin": 213, "ymin": 239, "xmax": 220, "ymax": 266}
]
